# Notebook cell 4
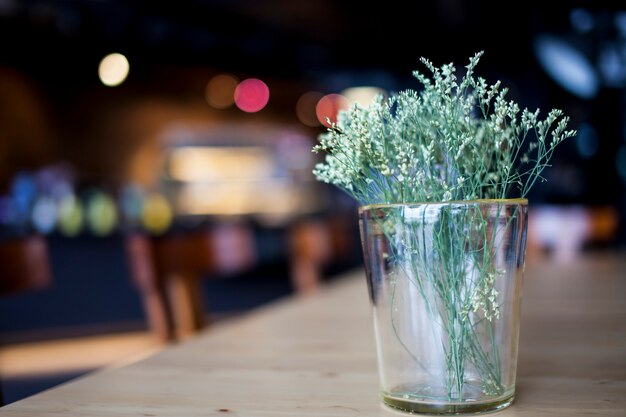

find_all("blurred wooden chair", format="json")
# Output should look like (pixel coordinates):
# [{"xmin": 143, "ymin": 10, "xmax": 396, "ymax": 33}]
[
  {"xmin": 125, "ymin": 222, "xmax": 256, "ymax": 342},
  {"xmin": 0, "ymin": 235, "xmax": 52, "ymax": 405},
  {"xmin": 288, "ymin": 215, "xmax": 356, "ymax": 295},
  {"xmin": 527, "ymin": 204, "xmax": 619, "ymax": 262},
  {"xmin": 126, "ymin": 213, "xmax": 358, "ymax": 342}
]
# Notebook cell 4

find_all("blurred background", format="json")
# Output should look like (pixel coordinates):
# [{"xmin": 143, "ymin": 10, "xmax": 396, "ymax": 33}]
[{"xmin": 0, "ymin": 0, "xmax": 625, "ymax": 405}]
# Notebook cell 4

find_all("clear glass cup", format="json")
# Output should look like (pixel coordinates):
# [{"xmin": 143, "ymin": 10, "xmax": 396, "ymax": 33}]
[{"xmin": 359, "ymin": 199, "xmax": 528, "ymax": 414}]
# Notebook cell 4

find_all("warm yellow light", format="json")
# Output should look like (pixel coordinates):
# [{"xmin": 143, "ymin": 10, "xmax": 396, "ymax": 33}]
[
  {"xmin": 142, "ymin": 193, "xmax": 173, "ymax": 235},
  {"xmin": 206, "ymin": 74, "xmax": 239, "ymax": 109},
  {"xmin": 168, "ymin": 146, "xmax": 274, "ymax": 182},
  {"xmin": 176, "ymin": 181, "xmax": 300, "ymax": 216},
  {"xmin": 341, "ymin": 86, "xmax": 386, "ymax": 107},
  {"xmin": 98, "ymin": 53, "xmax": 130, "ymax": 87}
]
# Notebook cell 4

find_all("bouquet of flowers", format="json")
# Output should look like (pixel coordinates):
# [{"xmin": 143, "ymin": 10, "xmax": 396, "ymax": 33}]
[
  {"xmin": 312, "ymin": 52, "xmax": 575, "ymax": 413},
  {"xmin": 313, "ymin": 51, "xmax": 575, "ymax": 205}
]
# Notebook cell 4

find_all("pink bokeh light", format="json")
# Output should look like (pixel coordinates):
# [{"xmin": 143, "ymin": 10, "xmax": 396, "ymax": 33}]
[{"xmin": 234, "ymin": 78, "xmax": 270, "ymax": 113}]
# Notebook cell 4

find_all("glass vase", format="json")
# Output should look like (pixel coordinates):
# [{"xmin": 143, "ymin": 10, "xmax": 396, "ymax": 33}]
[{"xmin": 359, "ymin": 199, "xmax": 528, "ymax": 414}]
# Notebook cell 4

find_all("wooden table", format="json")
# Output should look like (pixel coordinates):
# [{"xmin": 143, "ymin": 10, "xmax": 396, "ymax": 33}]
[{"xmin": 1, "ymin": 253, "xmax": 624, "ymax": 416}]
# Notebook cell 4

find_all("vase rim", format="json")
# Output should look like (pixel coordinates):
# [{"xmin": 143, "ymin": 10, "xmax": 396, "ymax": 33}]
[{"xmin": 359, "ymin": 198, "xmax": 528, "ymax": 211}]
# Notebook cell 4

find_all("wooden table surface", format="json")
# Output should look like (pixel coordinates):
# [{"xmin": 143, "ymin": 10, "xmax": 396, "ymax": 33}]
[{"xmin": 1, "ymin": 253, "xmax": 625, "ymax": 416}]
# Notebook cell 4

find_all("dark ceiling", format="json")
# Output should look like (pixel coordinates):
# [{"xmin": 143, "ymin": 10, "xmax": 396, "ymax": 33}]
[
  {"xmin": 1, "ymin": 1, "xmax": 622, "ymax": 106},
  {"xmin": 0, "ymin": 0, "xmax": 624, "ymax": 205},
  {"xmin": 0, "ymin": 0, "xmax": 622, "ymax": 107},
  {"xmin": 0, "ymin": 0, "xmax": 568, "ymax": 88}
]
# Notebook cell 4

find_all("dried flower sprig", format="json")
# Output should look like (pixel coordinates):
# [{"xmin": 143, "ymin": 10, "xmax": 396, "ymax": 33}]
[{"xmin": 313, "ymin": 52, "xmax": 576, "ymax": 205}]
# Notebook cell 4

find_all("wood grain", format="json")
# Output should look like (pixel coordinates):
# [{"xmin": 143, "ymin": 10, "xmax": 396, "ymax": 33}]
[{"xmin": 1, "ymin": 252, "xmax": 624, "ymax": 416}]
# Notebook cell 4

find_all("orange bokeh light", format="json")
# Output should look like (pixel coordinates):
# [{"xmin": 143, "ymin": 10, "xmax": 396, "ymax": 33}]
[
  {"xmin": 315, "ymin": 94, "xmax": 349, "ymax": 127},
  {"xmin": 206, "ymin": 73, "xmax": 239, "ymax": 109},
  {"xmin": 295, "ymin": 91, "xmax": 323, "ymax": 127}
]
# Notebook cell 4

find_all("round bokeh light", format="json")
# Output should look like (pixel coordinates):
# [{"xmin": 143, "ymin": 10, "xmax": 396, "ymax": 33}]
[
  {"xmin": 234, "ymin": 78, "xmax": 270, "ymax": 113},
  {"xmin": 296, "ymin": 91, "xmax": 323, "ymax": 127},
  {"xmin": 316, "ymin": 94, "xmax": 349, "ymax": 127},
  {"xmin": 206, "ymin": 73, "xmax": 239, "ymax": 109},
  {"xmin": 98, "ymin": 53, "xmax": 130, "ymax": 87}
]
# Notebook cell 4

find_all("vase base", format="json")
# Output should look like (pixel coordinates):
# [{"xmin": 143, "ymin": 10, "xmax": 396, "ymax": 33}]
[{"xmin": 381, "ymin": 392, "xmax": 514, "ymax": 415}]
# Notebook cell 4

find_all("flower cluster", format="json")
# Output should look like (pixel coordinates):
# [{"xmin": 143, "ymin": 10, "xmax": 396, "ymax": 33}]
[{"xmin": 313, "ymin": 52, "xmax": 576, "ymax": 205}]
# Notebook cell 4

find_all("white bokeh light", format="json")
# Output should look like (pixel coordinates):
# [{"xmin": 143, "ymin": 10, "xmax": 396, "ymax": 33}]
[{"xmin": 98, "ymin": 53, "xmax": 130, "ymax": 87}]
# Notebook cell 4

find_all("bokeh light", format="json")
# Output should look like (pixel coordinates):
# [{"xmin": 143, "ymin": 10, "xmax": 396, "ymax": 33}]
[
  {"xmin": 295, "ymin": 91, "xmax": 323, "ymax": 127},
  {"xmin": 57, "ymin": 194, "xmax": 83, "ymax": 236},
  {"xmin": 142, "ymin": 193, "xmax": 173, "ymax": 235},
  {"xmin": 206, "ymin": 73, "xmax": 239, "ymax": 109},
  {"xmin": 570, "ymin": 8, "xmax": 595, "ymax": 34},
  {"xmin": 575, "ymin": 123, "xmax": 599, "ymax": 159},
  {"xmin": 341, "ymin": 86, "xmax": 385, "ymax": 107},
  {"xmin": 0, "ymin": 197, "xmax": 13, "ymax": 225},
  {"xmin": 234, "ymin": 78, "xmax": 270, "ymax": 113},
  {"xmin": 315, "ymin": 94, "xmax": 349, "ymax": 127},
  {"xmin": 119, "ymin": 184, "xmax": 146, "ymax": 226},
  {"xmin": 168, "ymin": 146, "xmax": 273, "ymax": 182},
  {"xmin": 31, "ymin": 196, "xmax": 57, "ymax": 234},
  {"xmin": 98, "ymin": 53, "xmax": 130, "ymax": 87},
  {"xmin": 86, "ymin": 190, "xmax": 118, "ymax": 236},
  {"xmin": 534, "ymin": 35, "xmax": 599, "ymax": 99},
  {"xmin": 10, "ymin": 172, "xmax": 37, "ymax": 224}
]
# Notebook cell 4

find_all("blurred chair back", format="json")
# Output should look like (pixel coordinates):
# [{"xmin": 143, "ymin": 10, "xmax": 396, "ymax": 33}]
[
  {"xmin": 0, "ymin": 234, "xmax": 52, "ymax": 405},
  {"xmin": 0, "ymin": 236, "xmax": 51, "ymax": 295}
]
